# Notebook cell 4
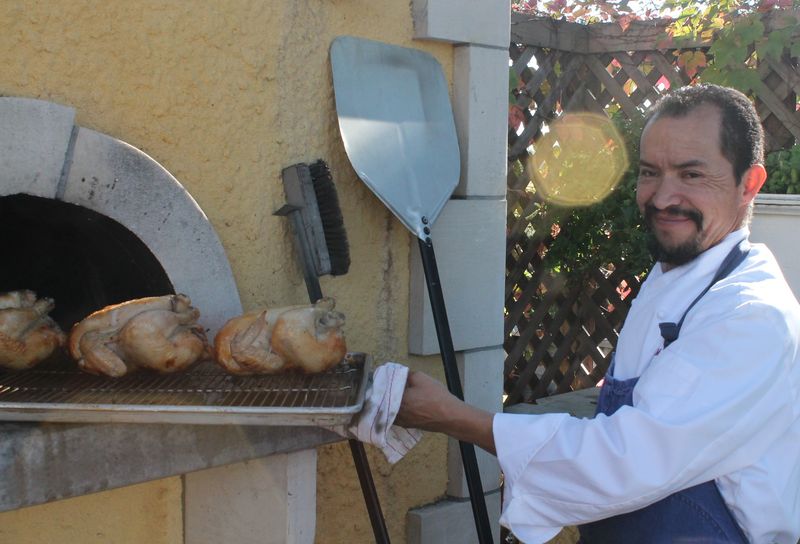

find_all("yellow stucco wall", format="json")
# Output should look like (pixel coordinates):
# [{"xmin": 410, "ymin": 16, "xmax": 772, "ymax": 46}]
[
  {"xmin": 1, "ymin": 1, "xmax": 453, "ymax": 542},
  {"xmin": 0, "ymin": 478, "xmax": 183, "ymax": 544}
]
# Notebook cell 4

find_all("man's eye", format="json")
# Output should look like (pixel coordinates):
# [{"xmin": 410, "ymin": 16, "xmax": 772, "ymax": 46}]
[
  {"xmin": 682, "ymin": 171, "xmax": 702, "ymax": 179},
  {"xmin": 638, "ymin": 168, "xmax": 656, "ymax": 177}
]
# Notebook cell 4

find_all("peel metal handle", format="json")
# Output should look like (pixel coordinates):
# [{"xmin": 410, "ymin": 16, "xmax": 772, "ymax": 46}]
[
  {"xmin": 418, "ymin": 237, "xmax": 494, "ymax": 544},
  {"xmin": 350, "ymin": 439, "xmax": 392, "ymax": 543}
]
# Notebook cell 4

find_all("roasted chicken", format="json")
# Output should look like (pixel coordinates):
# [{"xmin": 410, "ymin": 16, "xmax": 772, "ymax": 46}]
[
  {"xmin": 0, "ymin": 290, "xmax": 66, "ymax": 370},
  {"xmin": 214, "ymin": 297, "xmax": 346, "ymax": 375},
  {"xmin": 69, "ymin": 294, "xmax": 208, "ymax": 377}
]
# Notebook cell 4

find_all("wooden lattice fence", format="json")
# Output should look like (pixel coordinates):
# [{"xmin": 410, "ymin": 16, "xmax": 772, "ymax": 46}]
[{"xmin": 504, "ymin": 12, "xmax": 800, "ymax": 407}]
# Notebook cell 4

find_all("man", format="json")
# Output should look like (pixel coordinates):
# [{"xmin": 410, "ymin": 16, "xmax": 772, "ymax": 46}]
[{"xmin": 397, "ymin": 85, "xmax": 800, "ymax": 543}]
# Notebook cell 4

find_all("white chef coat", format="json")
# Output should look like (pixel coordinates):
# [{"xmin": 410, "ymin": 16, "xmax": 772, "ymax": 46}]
[{"xmin": 494, "ymin": 228, "xmax": 800, "ymax": 543}]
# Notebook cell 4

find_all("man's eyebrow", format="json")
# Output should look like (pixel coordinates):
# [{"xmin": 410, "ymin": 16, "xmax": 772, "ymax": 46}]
[
  {"xmin": 638, "ymin": 160, "xmax": 658, "ymax": 169},
  {"xmin": 638, "ymin": 159, "xmax": 707, "ymax": 169},
  {"xmin": 674, "ymin": 159, "xmax": 707, "ymax": 169}
]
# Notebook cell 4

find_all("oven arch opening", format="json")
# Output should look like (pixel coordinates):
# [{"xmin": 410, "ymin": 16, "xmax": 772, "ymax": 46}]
[{"xmin": 0, "ymin": 97, "xmax": 242, "ymax": 338}]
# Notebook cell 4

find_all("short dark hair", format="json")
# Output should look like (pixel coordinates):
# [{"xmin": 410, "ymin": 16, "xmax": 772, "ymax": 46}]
[{"xmin": 644, "ymin": 84, "xmax": 764, "ymax": 184}]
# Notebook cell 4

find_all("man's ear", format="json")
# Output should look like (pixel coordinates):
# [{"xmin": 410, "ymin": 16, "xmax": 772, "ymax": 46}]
[{"xmin": 741, "ymin": 164, "xmax": 767, "ymax": 203}]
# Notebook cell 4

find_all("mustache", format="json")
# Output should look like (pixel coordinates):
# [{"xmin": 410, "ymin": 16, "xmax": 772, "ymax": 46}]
[{"xmin": 644, "ymin": 204, "xmax": 703, "ymax": 230}]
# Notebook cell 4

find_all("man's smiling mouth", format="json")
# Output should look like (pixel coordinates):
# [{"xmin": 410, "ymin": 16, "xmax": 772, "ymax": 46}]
[{"xmin": 645, "ymin": 204, "xmax": 703, "ymax": 231}]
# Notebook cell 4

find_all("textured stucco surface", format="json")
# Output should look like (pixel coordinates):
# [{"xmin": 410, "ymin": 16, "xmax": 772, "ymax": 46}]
[
  {"xmin": 0, "ymin": 1, "xmax": 453, "ymax": 542},
  {"xmin": 0, "ymin": 478, "xmax": 182, "ymax": 543}
]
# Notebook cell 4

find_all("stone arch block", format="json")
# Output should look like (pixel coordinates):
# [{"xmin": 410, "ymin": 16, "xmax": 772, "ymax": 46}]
[{"xmin": 0, "ymin": 97, "xmax": 75, "ymax": 198}]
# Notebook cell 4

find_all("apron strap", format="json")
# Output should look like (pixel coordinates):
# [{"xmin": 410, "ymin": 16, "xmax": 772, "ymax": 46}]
[{"xmin": 659, "ymin": 239, "xmax": 751, "ymax": 349}]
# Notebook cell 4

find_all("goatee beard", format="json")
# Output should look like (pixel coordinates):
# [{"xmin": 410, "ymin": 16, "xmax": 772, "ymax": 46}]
[{"xmin": 644, "ymin": 204, "xmax": 704, "ymax": 267}]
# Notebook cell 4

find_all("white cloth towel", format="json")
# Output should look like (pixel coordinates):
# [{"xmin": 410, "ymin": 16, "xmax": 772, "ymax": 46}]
[{"xmin": 329, "ymin": 362, "xmax": 422, "ymax": 464}]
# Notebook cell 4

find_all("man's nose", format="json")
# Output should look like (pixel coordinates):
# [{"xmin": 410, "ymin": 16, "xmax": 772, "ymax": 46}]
[{"xmin": 648, "ymin": 175, "xmax": 682, "ymax": 209}]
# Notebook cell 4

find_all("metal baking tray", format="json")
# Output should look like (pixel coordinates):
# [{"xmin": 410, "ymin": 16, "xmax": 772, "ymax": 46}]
[{"xmin": 0, "ymin": 352, "xmax": 370, "ymax": 426}]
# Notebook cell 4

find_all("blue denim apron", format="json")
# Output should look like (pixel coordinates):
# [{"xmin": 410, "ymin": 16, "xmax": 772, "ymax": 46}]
[{"xmin": 578, "ymin": 241, "xmax": 751, "ymax": 544}]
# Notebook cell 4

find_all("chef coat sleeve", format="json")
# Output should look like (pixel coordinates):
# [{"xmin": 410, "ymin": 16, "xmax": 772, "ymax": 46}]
[{"xmin": 493, "ymin": 298, "xmax": 798, "ymax": 543}]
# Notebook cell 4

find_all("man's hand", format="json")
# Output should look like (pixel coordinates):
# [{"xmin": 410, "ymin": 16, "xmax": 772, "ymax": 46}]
[
  {"xmin": 396, "ymin": 370, "xmax": 497, "ymax": 455},
  {"xmin": 396, "ymin": 370, "xmax": 458, "ymax": 430}
]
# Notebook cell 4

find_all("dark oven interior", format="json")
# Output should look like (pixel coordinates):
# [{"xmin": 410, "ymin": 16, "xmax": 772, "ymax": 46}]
[{"xmin": 0, "ymin": 193, "xmax": 174, "ymax": 333}]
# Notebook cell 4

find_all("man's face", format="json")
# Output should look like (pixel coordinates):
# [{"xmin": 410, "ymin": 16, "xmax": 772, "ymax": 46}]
[{"xmin": 636, "ymin": 105, "xmax": 755, "ymax": 269}]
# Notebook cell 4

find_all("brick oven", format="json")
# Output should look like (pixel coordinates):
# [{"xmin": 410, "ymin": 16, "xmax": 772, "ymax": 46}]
[{"xmin": 0, "ymin": 96, "xmax": 330, "ymax": 542}]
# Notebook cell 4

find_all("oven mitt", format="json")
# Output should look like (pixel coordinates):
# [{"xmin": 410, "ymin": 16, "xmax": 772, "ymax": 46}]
[{"xmin": 327, "ymin": 362, "xmax": 422, "ymax": 464}]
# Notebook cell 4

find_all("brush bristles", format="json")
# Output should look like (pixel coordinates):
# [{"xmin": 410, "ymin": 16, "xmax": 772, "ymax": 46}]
[{"xmin": 309, "ymin": 160, "xmax": 351, "ymax": 276}]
